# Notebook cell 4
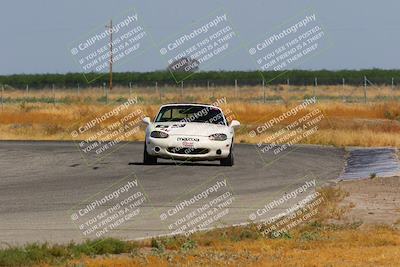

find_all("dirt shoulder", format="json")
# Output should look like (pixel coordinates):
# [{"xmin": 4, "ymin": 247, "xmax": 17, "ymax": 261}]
[{"xmin": 336, "ymin": 176, "xmax": 400, "ymax": 226}]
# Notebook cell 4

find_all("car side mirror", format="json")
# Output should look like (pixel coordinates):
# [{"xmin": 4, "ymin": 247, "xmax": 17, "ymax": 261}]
[
  {"xmin": 230, "ymin": 120, "xmax": 240, "ymax": 128},
  {"xmin": 142, "ymin": 117, "xmax": 151, "ymax": 125}
]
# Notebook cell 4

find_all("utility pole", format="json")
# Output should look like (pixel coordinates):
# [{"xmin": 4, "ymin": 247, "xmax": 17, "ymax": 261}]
[
  {"xmin": 52, "ymin": 84, "xmax": 55, "ymax": 106},
  {"xmin": 342, "ymin": 78, "xmax": 346, "ymax": 102},
  {"xmin": 235, "ymin": 79, "xmax": 238, "ymax": 99},
  {"xmin": 181, "ymin": 81, "xmax": 184, "ymax": 101},
  {"xmin": 363, "ymin": 76, "xmax": 367, "ymax": 103},
  {"xmin": 1, "ymin": 85, "xmax": 4, "ymax": 112},
  {"xmin": 313, "ymin": 77, "xmax": 317, "ymax": 98},
  {"xmin": 262, "ymin": 79, "xmax": 266, "ymax": 104},
  {"xmin": 106, "ymin": 20, "xmax": 113, "ymax": 91}
]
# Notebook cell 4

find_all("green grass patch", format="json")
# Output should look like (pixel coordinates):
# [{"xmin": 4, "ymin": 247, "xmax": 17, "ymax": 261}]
[{"xmin": 0, "ymin": 238, "xmax": 138, "ymax": 267}]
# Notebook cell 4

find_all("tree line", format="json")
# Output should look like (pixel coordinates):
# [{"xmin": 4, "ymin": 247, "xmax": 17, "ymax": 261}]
[{"xmin": 1, "ymin": 69, "xmax": 399, "ymax": 89}]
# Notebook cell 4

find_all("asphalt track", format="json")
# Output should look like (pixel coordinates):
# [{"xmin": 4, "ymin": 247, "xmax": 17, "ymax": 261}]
[{"xmin": 0, "ymin": 141, "xmax": 345, "ymax": 245}]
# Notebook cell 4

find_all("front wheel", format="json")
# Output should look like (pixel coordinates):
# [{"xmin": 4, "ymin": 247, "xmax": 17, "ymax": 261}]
[
  {"xmin": 220, "ymin": 144, "xmax": 234, "ymax": 166},
  {"xmin": 143, "ymin": 142, "xmax": 157, "ymax": 165}
]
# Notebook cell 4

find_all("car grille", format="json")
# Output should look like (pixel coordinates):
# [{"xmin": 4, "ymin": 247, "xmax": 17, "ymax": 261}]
[{"xmin": 167, "ymin": 147, "xmax": 209, "ymax": 155}]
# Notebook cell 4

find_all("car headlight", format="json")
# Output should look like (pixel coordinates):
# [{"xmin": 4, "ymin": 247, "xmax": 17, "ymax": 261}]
[
  {"xmin": 150, "ymin": 131, "xmax": 169, "ymax": 138},
  {"xmin": 209, "ymin": 133, "xmax": 227, "ymax": 141}
]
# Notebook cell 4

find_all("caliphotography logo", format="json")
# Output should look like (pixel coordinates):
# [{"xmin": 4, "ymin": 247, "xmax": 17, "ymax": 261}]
[{"xmin": 0, "ymin": 1, "xmax": 400, "ymax": 267}]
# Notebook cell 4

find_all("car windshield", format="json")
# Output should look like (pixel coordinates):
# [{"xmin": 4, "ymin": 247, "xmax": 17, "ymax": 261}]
[{"xmin": 155, "ymin": 105, "xmax": 226, "ymax": 125}]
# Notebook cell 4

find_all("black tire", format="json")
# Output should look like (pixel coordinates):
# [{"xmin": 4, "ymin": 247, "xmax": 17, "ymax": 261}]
[
  {"xmin": 143, "ymin": 142, "xmax": 157, "ymax": 165},
  {"xmin": 220, "ymin": 143, "xmax": 234, "ymax": 166}
]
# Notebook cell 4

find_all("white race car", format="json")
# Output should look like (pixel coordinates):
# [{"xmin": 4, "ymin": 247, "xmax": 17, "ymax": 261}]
[{"xmin": 142, "ymin": 103, "xmax": 240, "ymax": 166}]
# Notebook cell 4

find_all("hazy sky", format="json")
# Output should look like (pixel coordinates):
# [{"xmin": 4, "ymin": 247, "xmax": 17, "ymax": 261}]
[{"xmin": 0, "ymin": 0, "xmax": 399, "ymax": 74}]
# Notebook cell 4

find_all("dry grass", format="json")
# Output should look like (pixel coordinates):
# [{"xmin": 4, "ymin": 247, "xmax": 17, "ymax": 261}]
[
  {"xmin": 3, "ymin": 84, "xmax": 400, "ymax": 103},
  {"xmin": 67, "ymin": 228, "xmax": 400, "ymax": 267},
  {"xmin": 65, "ymin": 186, "xmax": 400, "ymax": 267},
  {"xmin": 1, "ymin": 86, "xmax": 400, "ymax": 147}
]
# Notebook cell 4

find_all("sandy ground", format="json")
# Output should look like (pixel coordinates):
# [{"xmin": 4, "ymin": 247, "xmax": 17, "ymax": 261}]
[{"xmin": 337, "ymin": 176, "xmax": 400, "ymax": 226}]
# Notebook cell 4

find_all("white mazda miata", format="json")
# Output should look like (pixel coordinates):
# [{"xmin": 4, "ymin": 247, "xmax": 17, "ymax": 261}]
[{"xmin": 142, "ymin": 103, "xmax": 240, "ymax": 166}]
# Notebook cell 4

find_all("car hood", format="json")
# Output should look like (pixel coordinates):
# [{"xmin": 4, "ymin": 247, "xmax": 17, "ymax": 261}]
[{"xmin": 150, "ymin": 122, "xmax": 230, "ymax": 137}]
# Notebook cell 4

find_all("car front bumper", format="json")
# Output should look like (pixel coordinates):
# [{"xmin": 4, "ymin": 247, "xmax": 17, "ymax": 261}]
[{"xmin": 146, "ymin": 135, "xmax": 232, "ymax": 161}]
